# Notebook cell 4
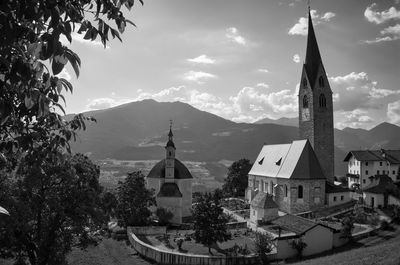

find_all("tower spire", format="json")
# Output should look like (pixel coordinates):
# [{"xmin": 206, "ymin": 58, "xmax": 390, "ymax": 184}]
[
  {"xmin": 305, "ymin": 6, "xmax": 323, "ymax": 89},
  {"xmin": 166, "ymin": 120, "xmax": 175, "ymax": 149}
]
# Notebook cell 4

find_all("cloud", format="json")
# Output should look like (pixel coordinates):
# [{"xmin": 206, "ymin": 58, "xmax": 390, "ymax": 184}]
[
  {"xmin": 293, "ymin": 54, "xmax": 301, "ymax": 63},
  {"xmin": 363, "ymin": 23, "xmax": 400, "ymax": 43},
  {"xmin": 56, "ymin": 68, "xmax": 72, "ymax": 81},
  {"xmin": 335, "ymin": 109, "xmax": 374, "ymax": 129},
  {"xmin": 364, "ymin": 4, "xmax": 400, "ymax": 24},
  {"xmin": 256, "ymin": 83, "xmax": 270, "ymax": 88},
  {"xmin": 258, "ymin": 68, "xmax": 269, "ymax": 73},
  {"xmin": 61, "ymin": 32, "xmax": 108, "ymax": 48},
  {"xmin": 86, "ymin": 97, "xmax": 133, "ymax": 110},
  {"xmin": 289, "ymin": 10, "xmax": 336, "ymax": 36},
  {"xmin": 387, "ymin": 100, "xmax": 400, "ymax": 125},
  {"xmin": 329, "ymin": 72, "xmax": 400, "ymax": 111},
  {"xmin": 183, "ymin": 71, "xmax": 217, "ymax": 84},
  {"xmin": 187, "ymin": 54, "xmax": 216, "ymax": 64},
  {"xmin": 226, "ymin": 27, "xmax": 247, "ymax": 45}
]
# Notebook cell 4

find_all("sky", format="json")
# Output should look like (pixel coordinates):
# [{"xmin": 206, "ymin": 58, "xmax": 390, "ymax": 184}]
[{"xmin": 61, "ymin": 0, "xmax": 400, "ymax": 129}]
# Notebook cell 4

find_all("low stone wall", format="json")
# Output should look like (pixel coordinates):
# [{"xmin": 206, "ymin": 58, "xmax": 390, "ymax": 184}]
[
  {"xmin": 127, "ymin": 227, "xmax": 261, "ymax": 265},
  {"xmin": 130, "ymin": 226, "xmax": 166, "ymax": 235}
]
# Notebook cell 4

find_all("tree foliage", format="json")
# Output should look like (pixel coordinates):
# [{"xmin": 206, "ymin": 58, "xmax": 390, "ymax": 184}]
[
  {"xmin": 222, "ymin": 159, "xmax": 253, "ymax": 197},
  {"xmin": 155, "ymin": 207, "xmax": 173, "ymax": 226},
  {"xmin": 115, "ymin": 171, "xmax": 155, "ymax": 227},
  {"xmin": 101, "ymin": 191, "xmax": 118, "ymax": 220},
  {"xmin": 340, "ymin": 216, "xmax": 354, "ymax": 240},
  {"xmin": 254, "ymin": 232, "xmax": 274, "ymax": 265},
  {"xmin": 0, "ymin": 153, "xmax": 103, "ymax": 265},
  {"xmin": 192, "ymin": 191, "xmax": 231, "ymax": 255},
  {"xmin": 290, "ymin": 238, "xmax": 307, "ymax": 258}
]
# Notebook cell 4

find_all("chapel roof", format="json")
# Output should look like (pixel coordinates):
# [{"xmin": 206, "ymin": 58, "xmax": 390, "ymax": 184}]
[
  {"xmin": 248, "ymin": 139, "xmax": 325, "ymax": 180},
  {"xmin": 157, "ymin": 182, "xmax": 183, "ymax": 197},
  {"xmin": 250, "ymin": 192, "xmax": 278, "ymax": 209},
  {"xmin": 146, "ymin": 158, "xmax": 193, "ymax": 179}
]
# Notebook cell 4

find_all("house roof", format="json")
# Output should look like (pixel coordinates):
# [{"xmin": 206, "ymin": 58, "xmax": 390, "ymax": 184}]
[
  {"xmin": 157, "ymin": 182, "xmax": 183, "ymax": 197},
  {"xmin": 363, "ymin": 175, "xmax": 398, "ymax": 194},
  {"xmin": 326, "ymin": 182, "xmax": 350, "ymax": 194},
  {"xmin": 271, "ymin": 214, "xmax": 322, "ymax": 235},
  {"xmin": 147, "ymin": 158, "xmax": 193, "ymax": 179},
  {"xmin": 248, "ymin": 140, "xmax": 325, "ymax": 180},
  {"xmin": 343, "ymin": 150, "xmax": 400, "ymax": 164},
  {"xmin": 250, "ymin": 192, "xmax": 278, "ymax": 209}
]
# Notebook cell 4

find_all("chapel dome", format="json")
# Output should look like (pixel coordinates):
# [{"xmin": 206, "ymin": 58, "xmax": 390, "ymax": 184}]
[{"xmin": 146, "ymin": 158, "xmax": 193, "ymax": 179}]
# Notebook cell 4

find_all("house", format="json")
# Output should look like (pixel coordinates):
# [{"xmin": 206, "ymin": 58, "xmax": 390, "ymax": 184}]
[
  {"xmin": 362, "ymin": 175, "xmax": 400, "ymax": 208},
  {"xmin": 325, "ymin": 182, "xmax": 351, "ymax": 206},
  {"xmin": 146, "ymin": 123, "xmax": 193, "ymax": 224},
  {"xmin": 344, "ymin": 149, "xmax": 400, "ymax": 189},
  {"xmin": 250, "ymin": 192, "xmax": 278, "ymax": 224}
]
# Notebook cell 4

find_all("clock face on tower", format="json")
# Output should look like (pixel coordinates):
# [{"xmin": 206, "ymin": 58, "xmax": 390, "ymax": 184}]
[{"xmin": 302, "ymin": 108, "xmax": 310, "ymax": 121}]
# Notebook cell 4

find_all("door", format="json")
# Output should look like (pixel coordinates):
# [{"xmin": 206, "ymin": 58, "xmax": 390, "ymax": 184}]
[{"xmin": 371, "ymin": 197, "xmax": 375, "ymax": 208}]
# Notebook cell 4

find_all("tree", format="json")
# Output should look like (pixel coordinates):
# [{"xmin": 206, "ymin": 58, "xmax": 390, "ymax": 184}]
[
  {"xmin": 115, "ymin": 171, "xmax": 155, "ymax": 227},
  {"xmin": 192, "ymin": 192, "xmax": 231, "ymax": 255},
  {"xmin": 0, "ymin": 153, "xmax": 104, "ymax": 265},
  {"xmin": 290, "ymin": 238, "xmax": 307, "ymax": 258},
  {"xmin": 222, "ymin": 159, "xmax": 253, "ymax": 197},
  {"xmin": 341, "ymin": 216, "xmax": 354, "ymax": 241},
  {"xmin": 101, "ymin": 191, "xmax": 118, "ymax": 220},
  {"xmin": 155, "ymin": 208, "xmax": 173, "ymax": 226},
  {"xmin": 254, "ymin": 232, "xmax": 274, "ymax": 265}
]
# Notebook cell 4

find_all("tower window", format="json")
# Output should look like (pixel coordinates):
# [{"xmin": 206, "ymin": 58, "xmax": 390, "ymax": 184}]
[
  {"xmin": 319, "ymin": 76, "xmax": 324, "ymax": 87},
  {"xmin": 298, "ymin": 185, "xmax": 303, "ymax": 199},
  {"xmin": 169, "ymin": 151, "xmax": 172, "ymax": 156},
  {"xmin": 303, "ymin": 78, "xmax": 307, "ymax": 87},
  {"xmin": 303, "ymin": 96, "xmax": 309, "ymax": 108},
  {"xmin": 284, "ymin": 184, "xmax": 288, "ymax": 197},
  {"xmin": 319, "ymin": 94, "xmax": 326, "ymax": 108}
]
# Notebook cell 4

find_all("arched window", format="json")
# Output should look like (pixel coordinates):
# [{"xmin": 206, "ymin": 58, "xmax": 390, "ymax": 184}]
[
  {"xmin": 303, "ymin": 95, "xmax": 309, "ymax": 108},
  {"xmin": 303, "ymin": 78, "xmax": 307, "ymax": 87},
  {"xmin": 319, "ymin": 76, "xmax": 324, "ymax": 87},
  {"xmin": 169, "ymin": 151, "xmax": 172, "ymax": 156},
  {"xmin": 270, "ymin": 181, "xmax": 273, "ymax": 194},
  {"xmin": 319, "ymin": 94, "xmax": 326, "ymax": 108},
  {"xmin": 284, "ymin": 185, "xmax": 288, "ymax": 197},
  {"xmin": 298, "ymin": 185, "xmax": 303, "ymax": 199}
]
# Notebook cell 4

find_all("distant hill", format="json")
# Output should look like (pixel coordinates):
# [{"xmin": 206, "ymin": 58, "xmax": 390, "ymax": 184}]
[
  {"xmin": 254, "ymin": 117, "xmax": 298, "ymax": 127},
  {"xmin": 69, "ymin": 99, "xmax": 400, "ymax": 177}
]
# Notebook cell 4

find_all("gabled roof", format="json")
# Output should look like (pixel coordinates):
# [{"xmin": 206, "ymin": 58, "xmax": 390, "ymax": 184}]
[
  {"xmin": 326, "ymin": 182, "xmax": 350, "ymax": 194},
  {"xmin": 363, "ymin": 175, "xmax": 398, "ymax": 194},
  {"xmin": 157, "ymin": 182, "xmax": 182, "ymax": 197},
  {"xmin": 250, "ymin": 192, "xmax": 278, "ymax": 209},
  {"xmin": 304, "ymin": 10, "xmax": 324, "ymax": 89},
  {"xmin": 249, "ymin": 140, "xmax": 325, "ymax": 180},
  {"xmin": 272, "ymin": 214, "xmax": 322, "ymax": 235},
  {"xmin": 343, "ymin": 150, "xmax": 400, "ymax": 164},
  {"xmin": 147, "ymin": 158, "xmax": 193, "ymax": 179}
]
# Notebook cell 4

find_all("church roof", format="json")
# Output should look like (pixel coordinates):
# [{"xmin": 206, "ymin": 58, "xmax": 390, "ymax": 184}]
[
  {"xmin": 304, "ymin": 10, "xmax": 324, "ymax": 89},
  {"xmin": 250, "ymin": 192, "xmax": 278, "ymax": 209},
  {"xmin": 157, "ymin": 182, "xmax": 183, "ymax": 197},
  {"xmin": 146, "ymin": 158, "xmax": 193, "ymax": 179},
  {"xmin": 248, "ymin": 139, "xmax": 325, "ymax": 180}
]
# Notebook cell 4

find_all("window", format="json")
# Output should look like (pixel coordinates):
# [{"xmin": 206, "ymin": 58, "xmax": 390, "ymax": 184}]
[
  {"xmin": 298, "ymin": 185, "xmax": 303, "ymax": 199},
  {"xmin": 363, "ymin": 179, "xmax": 366, "ymax": 184},
  {"xmin": 303, "ymin": 96, "xmax": 309, "ymax": 108},
  {"xmin": 260, "ymin": 180, "xmax": 264, "ymax": 191},
  {"xmin": 284, "ymin": 185, "xmax": 288, "ymax": 197},
  {"xmin": 366, "ymin": 162, "xmax": 369, "ymax": 166},
  {"xmin": 303, "ymin": 78, "xmax": 307, "ymax": 87},
  {"xmin": 319, "ymin": 76, "xmax": 324, "ymax": 87},
  {"xmin": 380, "ymin": 162, "xmax": 383, "ymax": 166},
  {"xmin": 270, "ymin": 181, "xmax": 273, "ymax": 194},
  {"xmin": 393, "ymin": 170, "xmax": 396, "ymax": 175},
  {"xmin": 253, "ymin": 210, "xmax": 256, "ymax": 216},
  {"xmin": 377, "ymin": 170, "xmax": 380, "ymax": 175},
  {"xmin": 319, "ymin": 94, "xmax": 326, "ymax": 108},
  {"xmin": 341, "ymin": 196, "xmax": 344, "ymax": 201},
  {"xmin": 333, "ymin": 196, "xmax": 337, "ymax": 202}
]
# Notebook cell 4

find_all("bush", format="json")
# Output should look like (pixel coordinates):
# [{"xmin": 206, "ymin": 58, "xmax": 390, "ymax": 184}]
[{"xmin": 380, "ymin": 220, "xmax": 393, "ymax": 231}]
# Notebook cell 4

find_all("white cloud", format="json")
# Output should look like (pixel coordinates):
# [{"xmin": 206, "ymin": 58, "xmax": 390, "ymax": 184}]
[
  {"xmin": 86, "ymin": 97, "xmax": 133, "ymax": 110},
  {"xmin": 61, "ymin": 32, "xmax": 108, "ymax": 48},
  {"xmin": 289, "ymin": 10, "xmax": 336, "ymax": 36},
  {"xmin": 226, "ymin": 27, "xmax": 247, "ymax": 45},
  {"xmin": 335, "ymin": 109, "xmax": 374, "ymax": 129},
  {"xmin": 256, "ymin": 83, "xmax": 270, "ymax": 88},
  {"xmin": 183, "ymin": 71, "xmax": 217, "ymax": 84},
  {"xmin": 258, "ymin": 68, "xmax": 269, "ymax": 73},
  {"xmin": 293, "ymin": 54, "xmax": 301, "ymax": 63},
  {"xmin": 364, "ymin": 4, "xmax": 400, "ymax": 24},
  {"xmin": 56, "ymin": 68, "xmax": 71, "ymax": 81},
  {"xmin": 364, "ymin": 23, "xmax": 400, "ymax": 43},
  {"xmin": 187, "ymin": 54, "xmax": 216, "ymax": 64},
  {"xmin": 387, "ymin": 100, "xmax": 400, "ymax": 125}
]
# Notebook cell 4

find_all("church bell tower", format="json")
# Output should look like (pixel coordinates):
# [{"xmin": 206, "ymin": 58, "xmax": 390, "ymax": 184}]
[
  {"xmin": 165, "ymin": 120, "xmax": 176, "ymax": 183},
  {"xmin": 298, "ymin": 9, "xmax": 334, "ymax": 183}
]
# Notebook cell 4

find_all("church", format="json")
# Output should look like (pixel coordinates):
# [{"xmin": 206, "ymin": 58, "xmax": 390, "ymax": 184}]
[
  {"xmin": 246, "ymin": 10, "xmax": 349, "ymax": 216},
  {"xmin": 146, "ymin": 124, "xmax": 193, "ymax": 224}
]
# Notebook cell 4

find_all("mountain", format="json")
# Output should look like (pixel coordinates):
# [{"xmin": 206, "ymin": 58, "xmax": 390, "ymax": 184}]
[
  {"xmin": 254, "ymin": 117, "xmax": 298, "ymax": 127},
  {"xmin": 70, "ymin": 99, "xmax": 400, "ymax": 177}
]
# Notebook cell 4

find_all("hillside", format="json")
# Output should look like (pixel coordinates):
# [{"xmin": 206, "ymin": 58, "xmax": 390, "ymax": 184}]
[
  {"xmin": 70, "ymin": 99, "xmax": 400, "ymax": 177},
  {"xmin": 254, "ymin": 116, "xmax": 298, "ymax": 127}
]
